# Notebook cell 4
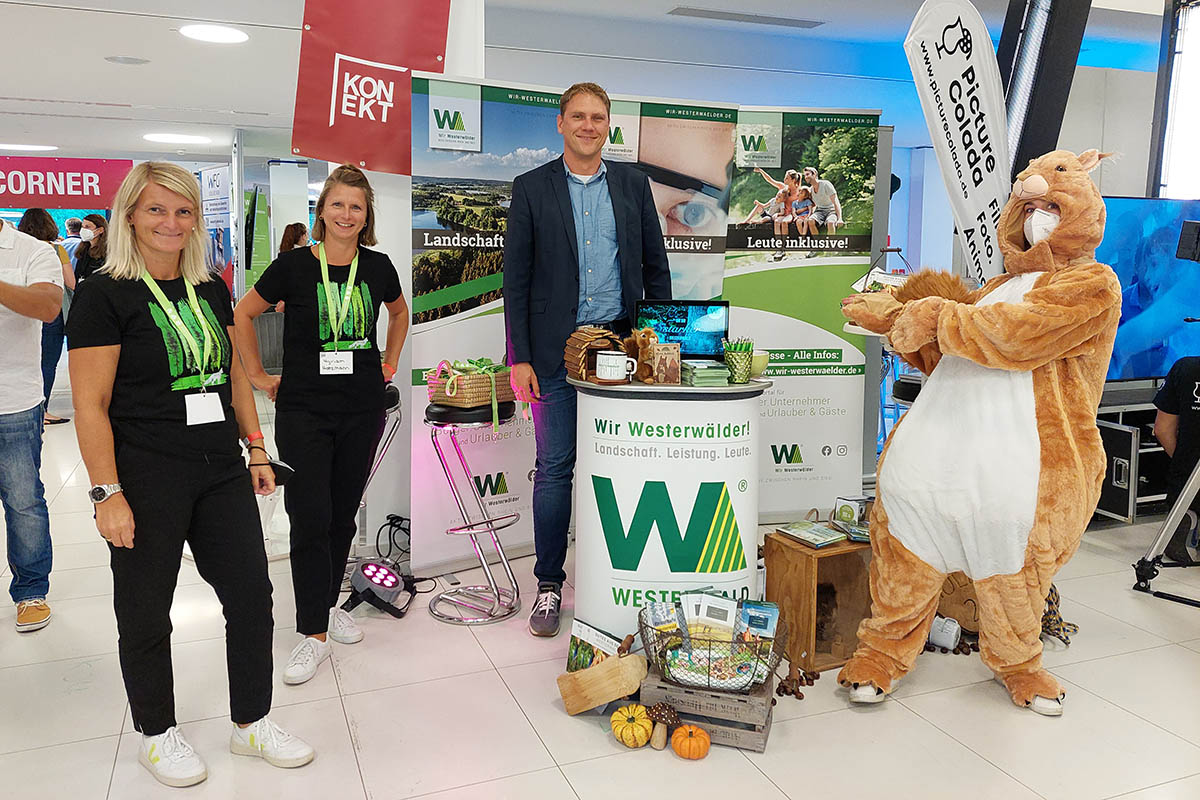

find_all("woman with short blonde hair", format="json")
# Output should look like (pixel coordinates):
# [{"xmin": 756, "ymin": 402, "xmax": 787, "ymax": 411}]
[{"xmin": 67, "ymin": 161, "xmax": 314, "ymax": 788}]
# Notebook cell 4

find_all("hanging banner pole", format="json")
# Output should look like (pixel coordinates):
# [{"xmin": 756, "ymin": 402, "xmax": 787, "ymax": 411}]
[{"xmin": 904, "ymin": 0, "xmax": 1011, "ymax": 282}]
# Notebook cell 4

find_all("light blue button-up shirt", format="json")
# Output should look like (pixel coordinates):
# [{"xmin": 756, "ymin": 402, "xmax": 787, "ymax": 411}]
[{"xmin": 565, "ymin": 162, "xmax": 623, "ymax": 325}]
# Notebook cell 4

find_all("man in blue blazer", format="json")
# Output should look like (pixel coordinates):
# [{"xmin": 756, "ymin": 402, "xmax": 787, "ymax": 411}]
[{"xmin": 504, "ymin": 82, "xmax": 670, "ymax": 637}]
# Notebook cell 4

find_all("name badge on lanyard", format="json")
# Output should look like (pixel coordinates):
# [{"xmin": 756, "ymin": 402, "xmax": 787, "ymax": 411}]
[
  {"xmin": 319, "ymin": 242, "xmax": 359, "ymax": 376},
  {"xmin": 141, "ymin": 274, "xmax": 225, "ymax": 427}
]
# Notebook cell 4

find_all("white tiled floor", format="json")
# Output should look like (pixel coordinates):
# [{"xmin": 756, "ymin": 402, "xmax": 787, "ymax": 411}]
[{"xmin": 6, "ymin": 416, "xmax": 1200, "ymax": 798}]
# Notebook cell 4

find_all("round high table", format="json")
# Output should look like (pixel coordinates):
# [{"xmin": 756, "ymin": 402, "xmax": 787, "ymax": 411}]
[{"xmin": 568, "ymin": 377, "xmax": 772, "ymax": 640}]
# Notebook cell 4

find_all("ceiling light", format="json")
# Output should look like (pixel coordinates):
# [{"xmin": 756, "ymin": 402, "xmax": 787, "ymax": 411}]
[
  {"xmin": 179, "ymin": 24, "xmax": 249, "ymax": 44},
  {"xmin": 105, "ymin": 55, "xmax": 150, "ymax": 65},
  {"xmin": 0, "ymin": 143, "xmax": 58, "ymax": 151},
  {"xmin": 144, "ymin": 133, "xmax": 212, "ymax": 144},
  {"xmin": 667, "ymin": 6, "xmax": 823, "ymax": 29}
]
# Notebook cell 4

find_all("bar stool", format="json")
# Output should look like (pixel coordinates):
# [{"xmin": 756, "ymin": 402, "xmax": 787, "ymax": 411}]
[{"xmin": 425, "ymin": 401, "xmax": 522, "ymax": 625}]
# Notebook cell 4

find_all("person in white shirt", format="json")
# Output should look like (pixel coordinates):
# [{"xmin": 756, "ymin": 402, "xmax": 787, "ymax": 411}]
[
  {"xmin": 801, "ymin": 166, "xmax": 844, "ymax": 236},
  {"xmin": 0, "ymin": 218, "xmax": 63, "ymax": 632}
]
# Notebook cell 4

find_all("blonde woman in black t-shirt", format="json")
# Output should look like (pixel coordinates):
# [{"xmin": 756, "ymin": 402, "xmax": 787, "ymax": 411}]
[
  {"xmin": 233, "ymin": 164, "xmax": 409, "ymax": 686},
  {"xmin": 66, "ymin": 162, "xmax": 314, "ymax": 788}
]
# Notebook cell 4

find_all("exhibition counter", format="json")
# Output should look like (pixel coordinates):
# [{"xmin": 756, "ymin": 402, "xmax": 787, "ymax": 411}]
[{"xmin": 568, "ymin": 376, "xmax": 772, "ymax": 639}]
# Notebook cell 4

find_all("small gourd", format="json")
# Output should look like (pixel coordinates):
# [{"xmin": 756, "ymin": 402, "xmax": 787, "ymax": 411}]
[
  {"xmin": 610, "ymin": 703, "xmax": 653, "ymax": 748},
  {"xmin": 671, "ymin": 724, "xmax": 711, "ymax": 760}
]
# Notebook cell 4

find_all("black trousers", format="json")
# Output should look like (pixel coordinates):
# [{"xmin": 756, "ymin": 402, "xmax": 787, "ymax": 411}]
[
  {"xmin": 276, "ymin": 408, "xmax": 385, "ymax": 635},
  {"xmin": 112, "ymin": 444, "xmax": 274, "ymax": 736}
]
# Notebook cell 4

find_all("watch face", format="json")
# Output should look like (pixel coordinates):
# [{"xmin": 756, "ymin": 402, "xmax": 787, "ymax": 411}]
[{"xmin": 89, "ymin": 486, "xmax": 107, "ymax": 503}]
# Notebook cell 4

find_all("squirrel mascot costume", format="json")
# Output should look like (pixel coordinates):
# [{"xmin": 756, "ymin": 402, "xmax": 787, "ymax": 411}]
[{"xmin": 838, "ymin": 149, "xmax": 1121, "ymax": 716}]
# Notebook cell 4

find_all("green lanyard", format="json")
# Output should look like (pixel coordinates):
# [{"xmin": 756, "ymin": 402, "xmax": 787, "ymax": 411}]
[
  {"xmin": 318, "ymin": 242, "xmax": 359, "ymax": 347},
  {"xmin": 141, "ymin": 273, "xmax": 217, "ymax": 390}
]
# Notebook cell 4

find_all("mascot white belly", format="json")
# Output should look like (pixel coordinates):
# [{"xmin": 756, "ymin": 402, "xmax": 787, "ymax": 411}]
[{"xmin": 878, "ymin": 272, "xmax": 1044, "ymax": 580}]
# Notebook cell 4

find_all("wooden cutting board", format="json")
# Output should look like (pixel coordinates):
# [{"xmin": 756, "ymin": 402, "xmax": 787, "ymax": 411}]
[{"xmin": 556, "ymin": 636, "xmax": 647, "ymax": 715}]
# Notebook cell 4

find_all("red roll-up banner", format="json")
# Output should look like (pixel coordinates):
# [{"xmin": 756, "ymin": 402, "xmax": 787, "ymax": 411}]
[
  {"xmin": 0, "ymin": 157, "xmax": 132, "ymax": 209},
  {"xmin": 291, "ymin": 0, "xmax": 452, "ymax": 175}
]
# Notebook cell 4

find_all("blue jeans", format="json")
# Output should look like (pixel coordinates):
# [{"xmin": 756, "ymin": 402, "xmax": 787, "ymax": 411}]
[
  {"xmin": 41, "ymin": 313, "xmax": 65, "ymax": 406},
  {"xmin": 0, "ymin": 404, "xmax": 52, "ymax": 602},
  {"xmin": 530, "ymin": 365, "xmax": 576, "ymax": 587}
]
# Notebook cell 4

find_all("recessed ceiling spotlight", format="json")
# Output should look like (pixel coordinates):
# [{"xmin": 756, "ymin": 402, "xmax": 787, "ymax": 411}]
[
  {"xmin": 144, "ymin": 133, "xmax": 212, "ymax": 144},
  {"xmin": 0, "ymin": 143, "xmax": 58, "ymax": 151},
  {"xmin": 105, "ymin": 55, "xmax": 151, "ymax": 65},
  {"xmin": 179, "ymin": 24, "xmax": 249, "ymax": 44}
]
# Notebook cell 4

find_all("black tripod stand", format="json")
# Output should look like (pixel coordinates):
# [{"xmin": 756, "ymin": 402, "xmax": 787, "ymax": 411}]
[{"xmin": 1133, "ymin": 450, "xmax": 1200, "ymax": 609}]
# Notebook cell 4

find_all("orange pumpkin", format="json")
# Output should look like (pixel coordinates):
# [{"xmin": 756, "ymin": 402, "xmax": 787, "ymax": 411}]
[{"xmin": 671, "ymin": 724, "xmax": 711, "ymax": 759}]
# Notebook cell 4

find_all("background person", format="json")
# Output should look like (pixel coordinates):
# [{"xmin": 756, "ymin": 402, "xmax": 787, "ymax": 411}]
[
  {"xmin": 1153, "ymin": 356, "xmax": 1200, "ymax": 565},
  {"xmin": 278, "ymin": 222, "xmax": 308, "ymax": 256},
  {"xmin": 802, "ymin": 165, "xmax": 844, "ymax": 236},
  {"xmin": 233, "ymin": 164, "xmax": 409, "ymax": 686},
  {"xmin": 0, "ymin": 211, "xmax": 62, "ymax": 633},
  {"xmin": 74, "ymin": 213, "xmax": 108, "ymax": 281},
  {"xmin": 503, "ymin": 81, "xmax": 670, "ymax": 637},
  {"xmin": 67, "ymin": 162, "xmax": 314, "ymax": 788},
  {"xmin": 60, "ymin": 216, "xmax": 83, "ymax": 266},
  {"xmin": 17, "ymin": 209, "xmax": 75, "ymax": 424}
]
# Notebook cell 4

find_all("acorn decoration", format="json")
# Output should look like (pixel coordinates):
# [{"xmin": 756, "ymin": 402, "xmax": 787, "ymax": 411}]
[{"xmin": 646, "ymin": 702, "xmax": 680, "ymax": 751}]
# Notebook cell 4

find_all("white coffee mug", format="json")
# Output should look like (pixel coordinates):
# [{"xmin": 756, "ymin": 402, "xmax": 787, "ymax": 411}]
[
  {"xmin": 927, "ymin": 615, "xmax": 961, "ymax": 650},
  {"xmin": 595, "ymin": 350, "xmax": 637, "ymax": 382}
]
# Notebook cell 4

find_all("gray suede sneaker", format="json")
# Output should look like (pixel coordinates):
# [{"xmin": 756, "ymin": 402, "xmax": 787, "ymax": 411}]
[{"xmin": 528, "ymin": 583, "xmax": 562, "ymax": 637}]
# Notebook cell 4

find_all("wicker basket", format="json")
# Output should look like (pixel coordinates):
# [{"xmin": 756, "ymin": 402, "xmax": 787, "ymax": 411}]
[
  {"xmin": 638, "ymin": 606, "xmax": 788, "ymax": 694},
  {"xmin": 425, "ymin": 361, "xmax": 515, "ymax": 408}
]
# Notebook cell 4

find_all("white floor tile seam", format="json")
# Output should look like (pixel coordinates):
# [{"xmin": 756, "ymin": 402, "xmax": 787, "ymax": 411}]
[
  {"xmin": 1055, "ymin": 576, "xmax": 1200, "ymax": 643},
  {"xmin": 1102, "ymin": 771, "xmax": 1200, "ymax": 800},
  {"xmin": 489, "ymin": 652, "xmax": 564, "ymax": 769},
  {"xmin": 1048, "ymin": 661, "xmax": 1200, "ymax": 751},
  {"xmin": 328, "ymin": 682, "xmax": 372, "ymax": 800},
  {"xmin": 404, "ymin": 766, "xmax": 581, "ymax": 800},
  {"xmin": 336, "ymin": 662, "xmax": 501, "ymax": 699},
  {"xmin": 0, "ymin": 729, "xmax": 123, "ymax": 760},
  {"xmin": 892, "ymin": 695, "xmax": 1051, "ymax": 800}
]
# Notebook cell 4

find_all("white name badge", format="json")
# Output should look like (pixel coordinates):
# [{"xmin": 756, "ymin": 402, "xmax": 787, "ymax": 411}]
[
  {"xmin": 185, "ymin": 392, "xmax": 225, "ymax": 426},
  {"xmin": 320, "ymin": 351, "xmax": 353, "ymax": 375}
]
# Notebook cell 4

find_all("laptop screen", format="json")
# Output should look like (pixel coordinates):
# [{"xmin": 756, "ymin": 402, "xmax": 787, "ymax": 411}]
[{"xmin": 635, "ymin": 300, "xmax": 730, "ymax": 358}]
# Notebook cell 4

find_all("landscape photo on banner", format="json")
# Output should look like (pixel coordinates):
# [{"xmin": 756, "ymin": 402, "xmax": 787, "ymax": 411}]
[
  {"xmin": 723, "ymin": 107, "xmax": 882, "ymax": 518},
  {"xmin": 407, "ymin": 76, "xmax": 561, "ymax": 571}
]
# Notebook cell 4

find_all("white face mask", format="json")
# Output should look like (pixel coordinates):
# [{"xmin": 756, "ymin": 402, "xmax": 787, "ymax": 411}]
[
  {"xmin": 1023, "ymin": 208, "xmax": 1059, "ymax": 247},
  {"xmin": 79, "ymin": 227, "xmax": 95, "ymax": 241}
]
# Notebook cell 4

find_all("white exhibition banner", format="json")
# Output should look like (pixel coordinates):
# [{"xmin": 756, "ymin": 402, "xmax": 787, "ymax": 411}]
[
  {"xmin": 573, "ymin": 390, "xmax": 760, "ymax": 639},
  {"xmin": 904, "ymin": 0, "xmax": 1011, "ymax": 283}
]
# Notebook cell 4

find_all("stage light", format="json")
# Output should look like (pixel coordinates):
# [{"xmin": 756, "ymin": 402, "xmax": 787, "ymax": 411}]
[{"xmin": 342, "ymin": 561, "xmax": 417, "ymax": 618}]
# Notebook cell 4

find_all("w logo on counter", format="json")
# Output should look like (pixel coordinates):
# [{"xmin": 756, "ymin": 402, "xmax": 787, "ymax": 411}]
[
  {"xmin": 771, "ymin": 444, "xmax": 803, "ymax": 465},
  {"xmin": 473, "ymin": 472, "xmax": 509, "ymax": 497},
  {"xmin": 592, "ymin": 476, "xmax": 745, "ymax": 573}
]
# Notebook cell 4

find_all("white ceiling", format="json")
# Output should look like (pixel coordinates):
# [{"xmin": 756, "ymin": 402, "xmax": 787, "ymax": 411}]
[{"xmin": 0, "ymin": 0, "xmax": 1164, "ymax": 161}]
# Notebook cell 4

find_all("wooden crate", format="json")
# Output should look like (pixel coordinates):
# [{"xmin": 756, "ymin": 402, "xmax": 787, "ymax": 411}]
[
  {"xmin": 640, "ymin": 671, "xmax": 774, "ymax": 753},
  {"xmin": 764, "ymin": 533, "xmax": 871, "ymax": 673}
]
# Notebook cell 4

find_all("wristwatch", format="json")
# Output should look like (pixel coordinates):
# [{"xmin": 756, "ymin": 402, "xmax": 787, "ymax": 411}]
[{"xmin": 88, "ymin": 483, "xmax": 123, "ymax": 504}]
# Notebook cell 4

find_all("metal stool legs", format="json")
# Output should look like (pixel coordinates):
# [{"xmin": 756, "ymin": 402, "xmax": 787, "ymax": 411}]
[{"xmin": 427, "ymin": 425, "xmax": 522, "ymax": 624}]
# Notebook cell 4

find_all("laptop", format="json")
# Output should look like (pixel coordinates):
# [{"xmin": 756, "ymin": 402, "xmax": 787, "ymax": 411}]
[{"xmin": 634, "ymin": 300, "xmax": 730, "ymax": 359}]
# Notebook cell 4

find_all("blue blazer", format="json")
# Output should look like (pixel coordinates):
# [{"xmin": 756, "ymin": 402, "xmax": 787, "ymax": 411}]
[{"xmin": 503, "ymin": 157, "xmax": 671, "ymax": 377}]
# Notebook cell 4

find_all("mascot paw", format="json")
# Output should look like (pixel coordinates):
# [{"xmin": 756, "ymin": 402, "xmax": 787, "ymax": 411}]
[
  {"xmin": 888, "ymin": 296, "xmax": 946, "ymax": 352},
  {"xmin": 841, "ymin": 292, "xmax": 903, "ymax": 335},
  {"xmin": 837, "ymin": 657, "xmax": 893, "ymax": 696},
  {"xmin": 996, "ymin": 671, "xmax": 1064, "ymax": 714}
]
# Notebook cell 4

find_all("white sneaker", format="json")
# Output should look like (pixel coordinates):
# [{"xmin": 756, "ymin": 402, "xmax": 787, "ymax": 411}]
[
  {"xmin": 230, "ymin": 717, "xmax": 315, "ymax": 768},
  {"xmin": 328, "ymin": 607, "xmax": 363, "ymax": 644},
  {"xmin": 848, "ymin": 684, "xmax": 887, "ymax": 704},
  {"xmin": 282, "ymin": 637, "xmax": 330, "ymax": 685},
  {"xmin": 138, "ymin": 726, "xmax": 207, "ymax": 787}
]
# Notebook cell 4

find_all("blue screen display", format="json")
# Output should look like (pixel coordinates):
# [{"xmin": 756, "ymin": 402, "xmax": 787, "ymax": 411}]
[
  {"xmin": 636, "ymin": 302, "xmax": 728, "ymax": 357},
  {"xmin": 1099, "ymin": 197, "xmax": 1200, "ymax": 381}
]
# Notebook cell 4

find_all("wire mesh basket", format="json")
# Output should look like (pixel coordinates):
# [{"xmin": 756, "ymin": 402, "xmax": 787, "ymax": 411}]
[{"xmin": 637, "ymin": 606, "xmax": 788, "ymax": 693}]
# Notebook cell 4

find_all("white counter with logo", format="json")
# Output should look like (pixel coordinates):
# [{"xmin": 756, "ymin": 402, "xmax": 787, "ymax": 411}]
[{"xmin": 567, "ymin": 377, "xmax": 772, "ymax": 639}]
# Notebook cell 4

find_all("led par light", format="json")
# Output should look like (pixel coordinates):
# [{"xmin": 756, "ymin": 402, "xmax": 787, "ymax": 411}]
[{"xmin": 342, "ymin": 561, "xmax": 417, "ymax": 618}]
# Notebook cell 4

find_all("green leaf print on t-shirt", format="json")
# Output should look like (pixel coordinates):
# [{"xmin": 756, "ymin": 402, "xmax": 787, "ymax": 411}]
[
  {"xmin": 317, "ymin": 279, "xmax": 374, "ymax": 351},
  {"xmin": 147, "ymin": 296, "xmax": 230, "ymax": 391}
]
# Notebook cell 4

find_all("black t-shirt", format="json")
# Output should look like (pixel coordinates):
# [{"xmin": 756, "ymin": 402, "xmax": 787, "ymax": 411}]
[
  {"xmin": 1154, "ymin": 356, "xmax": 1200, "ymax": 492},
  {"xmin": 253, "ymin": 245, "xmax": 402, "ymax": 413},
  {"xmin": 66, "ymin": 273, "xmax": 240, "ymax": 460}
]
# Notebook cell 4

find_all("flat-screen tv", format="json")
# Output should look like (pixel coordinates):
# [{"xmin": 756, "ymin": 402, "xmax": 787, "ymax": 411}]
[
  {"xmin": 635, "ymin": 300, "xmax": 729, "ymax": 359},
  {"xmin": 1099, "ymin": 196, "xmax": 1200, "ymax": 381}
]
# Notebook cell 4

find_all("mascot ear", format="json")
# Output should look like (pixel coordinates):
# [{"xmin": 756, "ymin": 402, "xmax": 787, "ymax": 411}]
[{"xmin": 1077, "ymin": 149, "xmax": 1113, "ymax": 173}]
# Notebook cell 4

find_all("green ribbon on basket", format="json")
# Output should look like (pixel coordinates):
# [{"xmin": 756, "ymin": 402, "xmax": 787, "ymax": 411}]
[{"xmin": 434, "ymin": 357, "xmax": 515, "ymax": 431}]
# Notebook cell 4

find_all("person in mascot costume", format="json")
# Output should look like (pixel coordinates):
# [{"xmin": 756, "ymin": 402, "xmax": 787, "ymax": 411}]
[{"xmin": 837, "ymin": 149, "xmax": 1121, "ymax": 716}]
